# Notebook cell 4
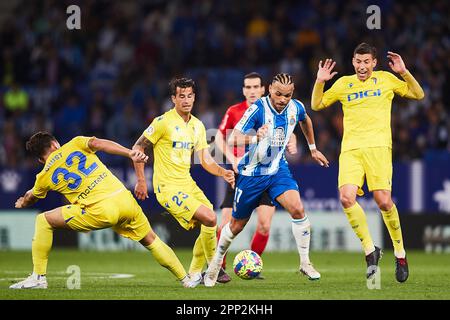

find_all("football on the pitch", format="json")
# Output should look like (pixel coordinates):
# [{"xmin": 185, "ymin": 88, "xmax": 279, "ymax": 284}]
[{"xmin": 233, "ymin": 250, "xmax": 263, "ymax": 280}]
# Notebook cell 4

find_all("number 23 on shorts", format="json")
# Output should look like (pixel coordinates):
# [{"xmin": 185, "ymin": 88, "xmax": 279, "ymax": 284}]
[{"xmin": 172, "ymin": 191, "xmax": 189, "ymax": 207}]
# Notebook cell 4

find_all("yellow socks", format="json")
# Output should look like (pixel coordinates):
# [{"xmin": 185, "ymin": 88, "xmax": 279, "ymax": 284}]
[
  {"xmin": 381, "ymin": 204, "xmax": 405, "ymax": 258},
  {"xmin": 32, "ymin": 214, "xmax": 53, "ymax": 275},
  {"xmin": 200, "ymin": 224, "xmax": 217, "ymax": 264},
  {"xmin": 343, "ymin": 202, "xmax": 375, "ymax": 255},
  {"xmin": 188, "ymin": 236, "xmax": 206, "ymax": 274},
  {"xmin": 145, "ymin": 236, "xmax": 187, "ymax": 280},
  {"xmin": 188, "ymin": 225, "xmax": 217, "ymax": 274}
]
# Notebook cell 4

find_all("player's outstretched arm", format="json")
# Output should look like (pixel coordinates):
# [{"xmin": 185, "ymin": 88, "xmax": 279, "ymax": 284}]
[
  {"xmin": 299, "ymin": 115, "xmax": 329, "ymax": 167},
  {"xmin": 15, "ymin": 189, "xmax": 39, "ymax": 208},
  {"xmin": 198, "ymin": 148, "xmax": 235, "ymax": 188},
  {"xmin": 88, "ymin": 137, "xmax": 148, "ymax": 162},
  {"xmin": 311, "ymin": 59, "xmax": 338, "ymax": 111},
  {"xmin": 228, "ymin": 125, "xmax": 269, "ymax": 147},
  {"xmin": 132, "ymin": 135, "xmax": 152, "ymax": 200},
  {"xmin": 387, "ymin": 51, "xmax": 425, "ymax": 100}
]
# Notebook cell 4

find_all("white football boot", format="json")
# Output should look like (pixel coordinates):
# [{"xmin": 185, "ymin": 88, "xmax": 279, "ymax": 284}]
[
  {"xmin": 300, "ymin": 263, "xmax": 321, "ymax": 280},
  {"xmin": 181, "ymin": 273, "xmax": 202, "ymax": 288},
  {"xmin": 10, "ymin": 273, "xmax": 48, "ymax": 289},
  {"xmin": 203, "ymin": 259, "xmax": 222, "ymax": 287},
  {"xmin": 182, "ymin": 273, "xmax": 203, "ymax": 288}
]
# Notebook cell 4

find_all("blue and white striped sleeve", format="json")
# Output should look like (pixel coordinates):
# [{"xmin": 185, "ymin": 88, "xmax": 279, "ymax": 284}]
[
  {"xmin": 294, "ymin": 99, "xmax": 307, "ymax": 122},
  {"xmin": 234, "ymin": 103, "xmax": 261, "ymax": 134}
]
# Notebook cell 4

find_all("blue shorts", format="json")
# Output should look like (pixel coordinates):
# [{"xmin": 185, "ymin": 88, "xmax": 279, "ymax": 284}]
[{"xmin": 232, "ymin": 167, "xmax": 299, "ymax": 220}]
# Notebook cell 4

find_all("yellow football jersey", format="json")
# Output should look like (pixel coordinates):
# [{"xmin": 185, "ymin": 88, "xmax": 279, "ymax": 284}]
[
  {"xmin": 32, "ymin": 136, "xmax": 125, "ymax": 206},
  {"xmin": 143, "ymin": 108, "xmax": 209, "ymax": 192},
  {"xmin": 322, "ymin": 70, "xmax": 408, "ymax": 152}
]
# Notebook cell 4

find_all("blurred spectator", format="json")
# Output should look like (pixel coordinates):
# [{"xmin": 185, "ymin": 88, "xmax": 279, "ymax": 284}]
[
  {"xmin": 29, "ymin": 79, "xmax": 54, "ymax": 116},
  {"xmin": 54, "ymin": 94, "xmax": 86, "ymax": 142},
  {"xmin": 3, "ymin": 83, "xmax": 29, "ymax": 117}
]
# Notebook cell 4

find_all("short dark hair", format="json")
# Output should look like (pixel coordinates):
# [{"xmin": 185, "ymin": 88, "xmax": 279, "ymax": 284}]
[
  {"xmin": 243, "ymin": 72, "xmax": 263, "ymax": 87},
  {"xmin": 169, "ymin": 77, "xmax": 196, "ymax": 96},
  {"xmin": 26, "ymin": 131, "xmax": 57, "ymax": 159},
  {"xmin": 354, "ymin": 42, "xmax": 377, "ymax": 59},
  {"xmin": 272, "ymin": 73, "xmax": 294, "ymax": 85}
]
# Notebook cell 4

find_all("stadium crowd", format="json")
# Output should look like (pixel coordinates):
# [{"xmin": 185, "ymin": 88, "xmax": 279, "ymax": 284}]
[{"xmin": 0, "ymin": 0, "xmax": 448, "ymax": 168}]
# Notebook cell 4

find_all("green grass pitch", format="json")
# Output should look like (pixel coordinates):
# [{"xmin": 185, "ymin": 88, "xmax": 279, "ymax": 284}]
[{"xmin": 1, "ymin": 249, "xmax": 449, "ymax": 300}]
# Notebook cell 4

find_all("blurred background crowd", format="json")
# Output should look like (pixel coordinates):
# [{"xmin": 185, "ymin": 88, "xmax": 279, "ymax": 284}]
[{"xmin": 0, "ymin": 0, "xmax": 448, "ymax": 168}]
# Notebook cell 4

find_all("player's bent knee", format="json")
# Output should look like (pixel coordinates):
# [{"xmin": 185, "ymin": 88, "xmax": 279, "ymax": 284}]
[
  {"xmin": 377, "ymin": 199, "xmax": 393, "ymax": 211},
  {"xmin": 340, "ymin": 194, "xmax": 356, "ymax": 208},
  {"xmin": 257, "ymin": 221, "xmax": 271, "ymax": 235},
  {"xmin": 286, "ymin": 202, "xmax": 304, "ymax": 216},
  {"xmin": 203, "ymin": 210, "xmax": 217, "ymax": 227},
  {"xmin": 139, "ymin": 230, "xmax": 157, "ymax": 246},
  {"xmin": 44, "ymin": 210, "xmax": 66, "ymax": 229}
]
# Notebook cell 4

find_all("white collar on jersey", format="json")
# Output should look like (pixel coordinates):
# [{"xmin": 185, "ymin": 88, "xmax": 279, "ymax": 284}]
[{"xmin": 265, "ymin": 95, "xmax": 290, "ymax": 115}]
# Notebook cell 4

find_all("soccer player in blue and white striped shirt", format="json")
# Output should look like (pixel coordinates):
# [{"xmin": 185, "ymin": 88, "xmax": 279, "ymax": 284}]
[{"xmin": 204, "ymin": 73, "xmax": 329, "ymax": 286}]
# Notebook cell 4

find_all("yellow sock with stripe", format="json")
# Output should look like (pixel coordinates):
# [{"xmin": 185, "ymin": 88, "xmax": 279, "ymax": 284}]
[
  {"xmin": 145, "ymin": 236, "xmax": 187, "ymax": 280},
  {"xmin": 200, "ymin": 224, "xmax": 217, "ymax": 264},
  {"xmin": 343, "ymin": 202, "xmax": 375, "ymax": 255},
  {"xmin": 32, "ymin": 214, "xmax": 53, "ymax": 275},
  {"xmin": 188, "ymin": 235, "xmax": 206, "ymax": 274},
  {"xmin": 381, "ymin": 204, "xmax": 406, "ymax": 258}
]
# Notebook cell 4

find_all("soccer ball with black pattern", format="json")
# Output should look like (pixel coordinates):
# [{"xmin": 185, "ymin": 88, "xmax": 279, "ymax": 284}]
[{"xmin": 233, "ymin": 250, "xmax": 263, "ymax": 280}]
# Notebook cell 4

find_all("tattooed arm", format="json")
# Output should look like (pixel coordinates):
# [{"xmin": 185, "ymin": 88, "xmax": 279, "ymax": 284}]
[{"xmin": 132, "ymin": 135, "xmax": 152, "ymax": 200}]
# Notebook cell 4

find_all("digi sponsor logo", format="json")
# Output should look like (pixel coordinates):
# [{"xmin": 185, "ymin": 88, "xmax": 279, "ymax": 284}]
[
  {"xmin": 172, "ymin": 141, "xmax": 194, "ymax": 150},
  {"xmin": 347, "ymin": 89, "xmax": 381, "ymax": 102}
]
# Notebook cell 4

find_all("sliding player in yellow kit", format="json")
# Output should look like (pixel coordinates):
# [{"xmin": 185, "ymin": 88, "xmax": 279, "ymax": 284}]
[
  {"xmin": 311, "ymin": 43, "xmax": 424, "ymax": 282},
  {"xmin": 133, "ymin": 78, "xmax": 235, "ymax": 287},
  {"xmin": 10, "ymin": 132, "xmax": 196, "ymax": 289}
]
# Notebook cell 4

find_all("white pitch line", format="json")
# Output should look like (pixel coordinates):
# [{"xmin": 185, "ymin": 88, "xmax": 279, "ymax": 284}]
[{"xmin": 0, "ymin": 271, "xmax": 135, "ymax": 282}]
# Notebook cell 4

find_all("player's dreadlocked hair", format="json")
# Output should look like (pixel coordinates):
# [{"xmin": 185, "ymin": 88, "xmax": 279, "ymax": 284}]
[
  {"xmin": 26, "ymin": 131, "xmax": 57, "ymax": 160},
  {"xmin": 169, "ymin": 77, "xmax": 196, "ymax": 96},
  {"xmin": 272, "ymin": 73, "xmax": 294, "ymax": 85}
]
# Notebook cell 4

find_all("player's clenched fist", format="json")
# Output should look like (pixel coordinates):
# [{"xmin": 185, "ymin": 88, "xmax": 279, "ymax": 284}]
[
  {"xmin": 257, "ymin": 124, "xmax": 270, "ymax": 141},
  {"xmin": 129, "ymin": 150, "xmax": 149, "ymax": 163},
  {"xmin": 15, "ymin": 197, "xmax": 25, "ymax": 208}
]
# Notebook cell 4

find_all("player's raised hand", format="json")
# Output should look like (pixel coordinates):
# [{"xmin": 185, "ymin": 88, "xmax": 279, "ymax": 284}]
[
  {"xmin": 15, "ymin": 197, "xmax": 25, "ymax": 208},
  {"xmin": 311, "ymin": 149, "xmax": 329, "ymax": 168},
  {"xmin": 129, "ymin": 150, "xmax": 148, "ymax": 163},
  {"xmin": 257, "ymin": 124, "xmax": 270, "ymax": 141},
  {"xmin": 134, "ymin": 180, "xmax": 149, "ymax": 200},
  {"xmin": 316, "ymin": 59, "xmax": 338, "ymax": 83},
  {"xmin": 223, "ymin": 169, "xmax": 235, "ymax": 189},
  {"xmin": 387, "ymin": 51, "xmax": 407, "ymax": 75}
]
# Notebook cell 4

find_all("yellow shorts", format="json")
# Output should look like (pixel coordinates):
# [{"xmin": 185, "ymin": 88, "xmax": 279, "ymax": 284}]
[
  {"xmin": 61, "ymin": 190, "xmax": 151, "ymax": 241},
  {"xmin": 155, "ymin": 184, "xmax": 213, "ymax": 231},
  {"xmin": 338, "ymin": 147, "xmax": 393, "ymax": 195}
]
